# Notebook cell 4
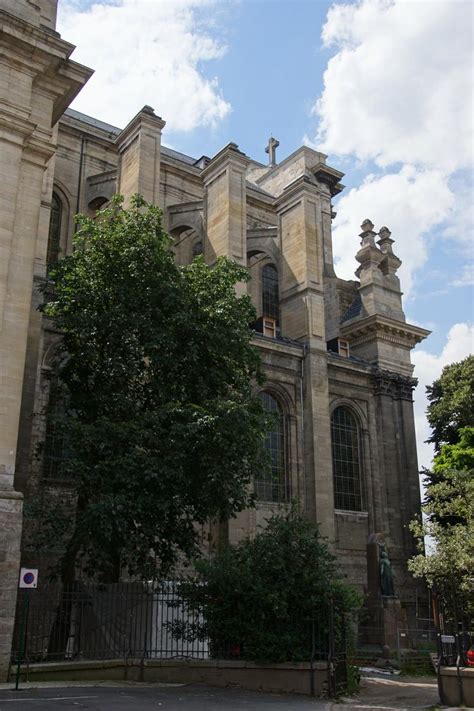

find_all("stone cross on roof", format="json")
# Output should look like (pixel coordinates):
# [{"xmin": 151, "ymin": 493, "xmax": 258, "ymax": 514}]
[{"xmin": 265, "ymin": 136, "xmax": 280, "ymax": 167}]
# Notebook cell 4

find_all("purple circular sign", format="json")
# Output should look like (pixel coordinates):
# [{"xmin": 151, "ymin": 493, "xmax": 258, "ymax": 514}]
[{"xmin": 23, "ymin": 572, "xmax": 35, "ymax": 585}]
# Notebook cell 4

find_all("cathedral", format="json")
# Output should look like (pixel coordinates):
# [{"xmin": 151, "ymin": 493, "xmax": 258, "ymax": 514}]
[{"xmin": 0, "ymin": 0, "xmax": 430, "ymax": 679}]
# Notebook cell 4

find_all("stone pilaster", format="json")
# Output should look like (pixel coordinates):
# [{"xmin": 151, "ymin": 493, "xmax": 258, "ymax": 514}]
[
  {"xmin": 202, "ymin": 143, "xmax": 250, "ymax": 270},
  {"xmin": 275, "ymin": 177, "xmax": 335, "ymax": 541},
  {"xmin": 0, "ymin": 3, "xmax": 91, "ymax": 680},
  {"xmin": 371, "ymin": 370, "xmax": 423, "ymax": 623},
  {"xmin": 116, "ymin": 106, "xmax": 166, "ymax": 207}
]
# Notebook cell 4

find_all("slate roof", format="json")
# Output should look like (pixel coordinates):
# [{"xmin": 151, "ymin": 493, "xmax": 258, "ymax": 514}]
[
  {"xmin": 64, "ymin": 108, "xmax": 121, "ymax": 135},
  {"xmin": 253, "ymin": 331, "xmax": 305, "ymax": 350},
  {"xmin": 341, "ymin": 293, "xmax": 362, "ymax": 323},
  {"xmin": 63, "ymin": 109, "xmax": 198, "ymax": 167}
]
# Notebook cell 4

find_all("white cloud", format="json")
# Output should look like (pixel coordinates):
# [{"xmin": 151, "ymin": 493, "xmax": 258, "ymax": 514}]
[
  {"xmin": 310, "ymin": 0, "xmax": 473, "ymax": 300},
  {"xmin": 412, "ymin": 323, "xmax": 474, "ymax": 471},
  {"xmin": 331, "ymin": 165, "xmax": 454, "ymax": 294},
  {"xmin": 450, "ymin": 263, "xmax": 474, "ymax": 288},
  {"xmin": 59, "ymin": 0, "xmax": 231, "ymax": 132},
  {"xmin": 314, "ymin": 0, "xmax": 473, "ymax": 173}
]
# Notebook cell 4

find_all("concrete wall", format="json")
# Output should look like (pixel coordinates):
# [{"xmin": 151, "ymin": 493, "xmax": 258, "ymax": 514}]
[{"xmin": 438, "ymin": 667, "xmax": 474, "ymax": 707}]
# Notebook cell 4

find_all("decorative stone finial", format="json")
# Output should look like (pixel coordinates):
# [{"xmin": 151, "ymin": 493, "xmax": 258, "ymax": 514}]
[
  {"xmin": 265, "ymin": 136, "xmax": 280, "ymax": 167},
  {"xmin": 359, "ymin": 219, "xmax": 377, "ymax": 248},
  {"xmin": 377, "ymin": 226, "xmax": 394, "ymax": 254}
]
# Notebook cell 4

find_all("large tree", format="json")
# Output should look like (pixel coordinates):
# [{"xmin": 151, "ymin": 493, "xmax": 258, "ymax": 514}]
[
  {"xmin": 409, "ymin": 358, "xmax": 474, "ymax": 618},
  {"xmin": 422, "ymin": 355, "xmax": 474, "ymax": 516},
  {"xmin": 426, "ymin": 355, "xmax": 474, "ymax": 451},
  {"xmin": 409, "ymin": 434, "xmax": 474, "ymax": 615},
  {"xmin": 408, "ymin": 428, "xmax": 474, "ymax": 617},
  {"xmin": 38, "ymin": 195, "xmax": 268, "ymax": 584}
]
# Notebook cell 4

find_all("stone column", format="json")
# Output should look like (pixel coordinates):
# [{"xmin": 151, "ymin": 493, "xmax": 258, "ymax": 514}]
[
  {"xmin": 275, "ymin": 177, "xmax": 335, "ymax": 541},
  {"xmin": 116, "ymin": 106, "xmax": 166, "ymax": 207}
]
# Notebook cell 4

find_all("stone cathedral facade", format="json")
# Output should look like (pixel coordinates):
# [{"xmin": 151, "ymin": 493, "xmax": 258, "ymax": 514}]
[{"xmin": 0, "ymin": 0, "xmax": 430, "ymax": 678}]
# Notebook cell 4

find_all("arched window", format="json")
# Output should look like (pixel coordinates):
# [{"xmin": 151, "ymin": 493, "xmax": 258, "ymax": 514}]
[
  {"xmin": 262, "ymin": 264, "xmax": 279, "ymax": 324},
  {"xmin": 42, "ymin": 379, "xmax": 71, "ymax": 480},
  {"xmin": 192, "ymin": 240, "xmax": 203, "ymax": 258},
  {"xmin": 256, "ymin": 391, "xmax": 288, "ymax": 502},
  {"xmin": 331, "ymin": 406, "xmax": 364, "ymax": 511},
  {"xmin": 46, "ymin": 192, "xmax": 62, "ymax": 265}
]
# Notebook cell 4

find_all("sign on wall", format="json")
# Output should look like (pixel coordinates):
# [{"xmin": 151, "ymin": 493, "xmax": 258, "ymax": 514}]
[{"xmin": 19, "ymin": 567, "xmax": 38, "ymax": 589}]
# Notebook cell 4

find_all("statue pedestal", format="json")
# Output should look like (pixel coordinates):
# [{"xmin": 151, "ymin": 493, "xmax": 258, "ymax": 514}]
[{"xmin": 381, "ymin": 596, "xmax": 408, "ymax": 649}]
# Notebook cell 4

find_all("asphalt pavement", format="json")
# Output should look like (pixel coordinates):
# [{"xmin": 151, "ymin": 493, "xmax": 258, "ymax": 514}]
[{"xmin": 0, "ymin": 683, "xmax": 331, "ymax": 711}]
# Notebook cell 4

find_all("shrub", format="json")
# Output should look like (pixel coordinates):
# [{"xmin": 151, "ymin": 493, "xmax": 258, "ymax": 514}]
[{"xmin": 173, "ymin": 510, "xmax": 360, "ymax": 663}]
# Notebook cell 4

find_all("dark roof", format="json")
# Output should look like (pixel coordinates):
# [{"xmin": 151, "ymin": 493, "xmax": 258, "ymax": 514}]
[
  {"xmin": 162, "ymin": 146, "xmax": 197, "ymax": 166},
  {"xmin": 64, "ymin": 108, "xmax": 121, "ymax": 135},
  {"xmin": 327, "ymin": 350, "xmax": 371, "ymax": 368},
  {"xmin": 253, "ymin": 331, "xmax": 305, "ymax": 350},
  {"xmin": 63, "ymin": 109, "xmax": 198, "ymax": 166},
  {"xmin": 341, "ymin": 293, "xmax": 362, "ymax": 323}
]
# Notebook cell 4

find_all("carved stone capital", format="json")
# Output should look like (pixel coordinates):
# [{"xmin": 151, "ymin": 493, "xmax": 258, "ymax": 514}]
[{"xmin": 372, "ymin": 369, "xmax": 418, "ymax": 400}]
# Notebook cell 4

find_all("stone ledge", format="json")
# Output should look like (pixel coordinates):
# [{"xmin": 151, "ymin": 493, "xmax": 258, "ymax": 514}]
[{"xmin": 10, "ymin": 658, "xmax": 331, "ymax": 697}]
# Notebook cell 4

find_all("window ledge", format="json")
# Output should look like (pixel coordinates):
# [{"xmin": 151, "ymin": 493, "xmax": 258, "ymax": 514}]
[{"xmin": 334, "ymin": 509, "xmax": 368, "ymax": 517}]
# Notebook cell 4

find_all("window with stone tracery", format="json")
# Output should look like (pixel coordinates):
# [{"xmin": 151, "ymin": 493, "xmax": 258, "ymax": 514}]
[
  {"xmin": 262, "ymin": 264, "xmax": 279, "ymax": 324},
  {"xmin": 331, "ymin": 406, "xmax": 364, "ymax": 511},
  {"xmin": 255, "ymin": 391, "xmax": 289, "ymax": 503},
  {"xmin": 42, "ymin": 378, "xmax": 72, "ymax": 480},
  {"xmin": 46, "ymin": 192, "xmax": 62, "ymax": 265}
]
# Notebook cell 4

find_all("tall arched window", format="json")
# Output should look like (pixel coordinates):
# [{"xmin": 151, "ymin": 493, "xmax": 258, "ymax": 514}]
[
  {"xmin": 256, "ymin": 391, "xmax": 288, "ymax": 502},
  {"xmin": 42, "ymin": 378, "xmax": 71, "ymax": 480},
  {"xmin": 46, "ymin": 193, "xmax": 62, "ymax": 265},
  {"xmin": 331, "ymin": 406, "xmax": 364, "ymax": 511},
  {"xmin": 262, "ymin": 264, "xmax": 279, "ymax": 324}
]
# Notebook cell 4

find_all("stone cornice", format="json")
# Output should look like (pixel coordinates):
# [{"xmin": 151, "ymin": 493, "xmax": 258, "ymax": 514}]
[
  {"xmin": 0, "ymin": 10, "xmax": 77, "ymax": 63},
  {"xmin": 273, "ymin": 174, "xmax": 321, "ymax": 212},
  {"xmin": 53, "ymin": 59, "xmax": 94, "ymax": 125},
  {"xmin": 311, "ymin": 161, "xmax": 345, "ymax": 196},
  {"xmin": 340, "ymin": 314, "xmax": 430, "ymax": 351}
]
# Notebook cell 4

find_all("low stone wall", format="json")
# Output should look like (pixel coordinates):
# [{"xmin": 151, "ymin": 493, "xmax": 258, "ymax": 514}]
[
  {"xmin": 10, "ymin": 658, "xmax": 330, "ymax": 696},
  {"xmin": 438, "ymin": 666, "xmax": 474, "ymax": 707}
]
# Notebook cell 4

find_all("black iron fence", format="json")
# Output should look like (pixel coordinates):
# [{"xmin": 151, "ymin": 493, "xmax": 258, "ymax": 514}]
[
  {"xmin": 434, "ymin": 598, "xmax": 473, "ymax": 669},
  {"xmin": 12, "ymin": 581, "xmax": 347, "ymax": 693}
]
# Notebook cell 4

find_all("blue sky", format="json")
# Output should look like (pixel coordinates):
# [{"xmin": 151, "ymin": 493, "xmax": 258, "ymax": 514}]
[{"xmin": 59, "ymin": 0, "xmax": 473, "ymax": 471}]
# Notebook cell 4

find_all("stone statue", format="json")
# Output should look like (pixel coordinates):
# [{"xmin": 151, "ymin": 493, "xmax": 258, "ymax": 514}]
[{"xmin": 379, "ymin": 546, "xmax": 395, "ymax": 597}]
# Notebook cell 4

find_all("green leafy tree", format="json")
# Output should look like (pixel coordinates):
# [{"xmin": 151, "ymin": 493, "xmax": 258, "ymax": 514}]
[
  {"xmin": 38, "ymin": 195, "xmax": 268, "ymax": 585},
  {"xmin": 409, "ymin": 428, "xmax": 474, "ymax": 616},
  {"xmin": 426, "ymin": 355, "xmax": 474, "ymax": 451},
  {"xmin": 171, "ymin": 510, "xmax": 360, "ymax": 663},
  {"xmin": 423, "ymin": 355, "xmax": 474, "ymax": 514}
]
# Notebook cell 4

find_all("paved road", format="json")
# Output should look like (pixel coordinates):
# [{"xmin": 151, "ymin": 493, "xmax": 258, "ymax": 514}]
[
  {"xmin": 0, "ymin": 684, "xmax": 331, "ymax": 711},
  {"xmin": 0, "ymin": 676, "xmax": 441, "ymax": 711}
]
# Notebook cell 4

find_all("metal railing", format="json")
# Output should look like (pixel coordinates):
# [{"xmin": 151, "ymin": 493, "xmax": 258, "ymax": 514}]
[{"xmin": 12, "ymin": 581, "xmax": 347, "ymax": 674}]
